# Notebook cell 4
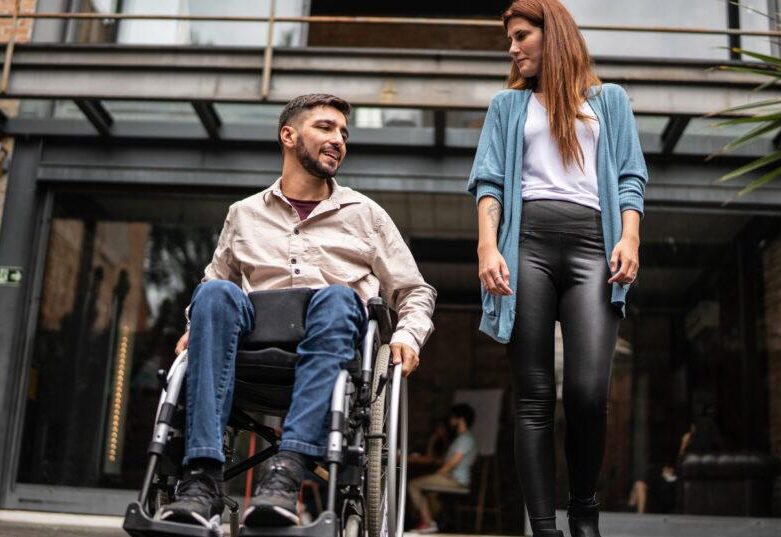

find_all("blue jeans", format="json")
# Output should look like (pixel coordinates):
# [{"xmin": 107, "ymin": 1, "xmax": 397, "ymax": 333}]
[{"xmin": 184, "ymin": 280, "xmax": 367, "ymax": 464}]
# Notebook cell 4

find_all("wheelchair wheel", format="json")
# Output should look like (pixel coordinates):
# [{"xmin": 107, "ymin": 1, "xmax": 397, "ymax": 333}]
[
  {"xmin": 147, "ymin": 484, "xmax": 172, "ymax": 517},
  {"xmin": 366, "ymin": 345, "xmax": 408, "ymax": 537}
]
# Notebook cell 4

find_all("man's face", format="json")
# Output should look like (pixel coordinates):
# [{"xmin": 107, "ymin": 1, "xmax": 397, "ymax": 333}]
[
  {"xmin": 449, "ymin": 415, "xmax": 461, "ymax": 430},
  {"xmin": 289, "ymin": 106, "xmax": 349, "ymax": 180}
]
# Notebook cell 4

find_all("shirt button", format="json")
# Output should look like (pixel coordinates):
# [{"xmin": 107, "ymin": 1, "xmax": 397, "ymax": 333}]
[
  {"xmin": 294, "ymin": 269, "xmax": 301, "ymax": 275},
  {"xmin": 291, "ymin": 258, "xmax": 297, "ymax": 264}
]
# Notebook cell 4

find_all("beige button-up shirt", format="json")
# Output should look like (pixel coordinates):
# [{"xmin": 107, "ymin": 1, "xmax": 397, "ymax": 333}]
[{"xmin": 202, "ymin": 178, "xmax": 436, "ymax": 354}]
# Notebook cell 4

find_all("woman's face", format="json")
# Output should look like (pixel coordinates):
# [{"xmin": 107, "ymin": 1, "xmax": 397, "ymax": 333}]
[{"xmin": 507, "ymin": 17, "xmax": 543, "ymax": 80}]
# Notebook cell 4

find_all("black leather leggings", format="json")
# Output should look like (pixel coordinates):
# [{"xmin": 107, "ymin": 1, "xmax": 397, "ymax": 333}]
[{"xmin": 507, "ymin": 200, "xmax": 620, "ymax": 531}]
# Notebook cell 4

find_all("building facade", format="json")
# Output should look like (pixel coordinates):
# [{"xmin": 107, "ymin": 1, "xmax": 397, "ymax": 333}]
[{"xmin": 0, "ymin": 1, "xmax": 781, "ymax": 534}]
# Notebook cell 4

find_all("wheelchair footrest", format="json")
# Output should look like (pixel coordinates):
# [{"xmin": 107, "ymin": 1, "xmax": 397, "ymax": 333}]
[
  {"xmin": 123, "ymin": 501, "xmax": 222, "ymax": 537},
  {"xmin": 239, "ymin": 511, "xmax": 338, "ymax": 537}
]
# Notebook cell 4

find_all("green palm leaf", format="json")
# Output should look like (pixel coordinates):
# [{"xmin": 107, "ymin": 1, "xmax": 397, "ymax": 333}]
[
  {"xmin": 718, "ymin": 150, "xmax": 781, "ymax": 182},
  {"xmin": 715, "ymin": 115, "xmax": 781, "ymax": 126},
  {"xmin": 710, "ymin": 46, "xmax": 781, "ymax": 195},
  {"xmin": 706, "ymin": 98, "xmax": 781, "ymax": 117},
  {"xmin": 715, "ymin": 65, "xmax": 781, "ymax": 79},
  {"xmin": 720, "ymin": 120, "xmax": 781, "ymax": 152},
  {"xmin": 732, "ymin": 47, "xmax": 781, "ymax": 66},
  {"xmin": 739, "ymin": 165, "xmax": 781, "ymax": 196}
]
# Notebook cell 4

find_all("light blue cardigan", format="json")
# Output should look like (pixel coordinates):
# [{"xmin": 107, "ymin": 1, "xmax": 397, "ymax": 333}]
[{"xmin": 466, "ymin": 84, "xmax": 649, "ymax": 344}]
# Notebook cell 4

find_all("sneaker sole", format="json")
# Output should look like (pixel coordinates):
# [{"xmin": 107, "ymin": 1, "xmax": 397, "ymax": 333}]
[
  {"xmin": 243, "ymin": 504, "xmax": 300, "ymax": 527},
  {"xmin": 158, "ymin": 511, "xmax": 223, "ymax": 535}
]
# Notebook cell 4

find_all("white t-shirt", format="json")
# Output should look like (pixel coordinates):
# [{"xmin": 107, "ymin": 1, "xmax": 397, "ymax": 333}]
[{"xmin": 521, "ymin": 93, "xmax": 601, "ymax": 211}]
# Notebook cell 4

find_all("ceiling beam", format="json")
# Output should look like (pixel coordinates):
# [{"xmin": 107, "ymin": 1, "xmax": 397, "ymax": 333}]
[
  {"xmin": 74, "ymin": 99, "xmax": 113, "ymax": 137},
  {"xmin": 191, "ymin": 101, "xmax": 222, "ymax": 140},
  {"xmin": 433, "ymin": 109, "xmax": 446, "ymax": 152},
  {"xmin": 661, "ymin": 115, "xmax": 690, "ymax": 155},
  {"xmin": 2, "ymin": 45, "xmax": 779, "ymax": 115}
]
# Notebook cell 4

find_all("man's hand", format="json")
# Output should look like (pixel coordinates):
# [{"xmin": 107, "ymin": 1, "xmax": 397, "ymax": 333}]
[
  {"xmin": 174, "ymin": 331, "xmax": 189, "ymax": 355},
  {"xmin": 390, "ymin": 342, "xmax": 419, "ymax": 377}
]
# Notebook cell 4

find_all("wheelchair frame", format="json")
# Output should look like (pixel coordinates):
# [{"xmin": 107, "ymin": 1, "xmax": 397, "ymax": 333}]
[{"xmin": 123, "ymin": 296, "xmax": 408, "ymax": 537}]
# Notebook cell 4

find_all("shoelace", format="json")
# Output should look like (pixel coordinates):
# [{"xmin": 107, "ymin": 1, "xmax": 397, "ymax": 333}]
[
  {"xmin": 175, "ymin": 473, "xmax": 220, "ymax": 501},
  {"xmin": 257, "ymin": 461, "xmax": 299, "ymax": 493}
]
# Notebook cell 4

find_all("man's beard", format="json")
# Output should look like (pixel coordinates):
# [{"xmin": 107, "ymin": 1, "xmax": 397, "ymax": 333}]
[{"xmin": 295, "ymin": 139, "xmax": 338, "ymax": 180}]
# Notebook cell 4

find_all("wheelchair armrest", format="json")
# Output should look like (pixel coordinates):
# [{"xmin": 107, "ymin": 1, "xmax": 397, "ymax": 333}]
[{"xmin": 368, "ymin": 297, "xmax": 396, "ymax": 344}]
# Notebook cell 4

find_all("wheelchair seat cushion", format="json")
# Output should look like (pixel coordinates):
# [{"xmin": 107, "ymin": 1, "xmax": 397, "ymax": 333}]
[
  {"xmin": 233, "ymin": 348, "xmax": 362, "ymax": 415},
  {"xmin": 231, "ymin": 287, "xmax": 362, "ymax": 416},
  {"xmin": 236, "ymin": 347, "xmax": 300, "ymax": 385},
  {"xmin": 242, "ymin": 288, "xmax": 317, "ymax": 351}
]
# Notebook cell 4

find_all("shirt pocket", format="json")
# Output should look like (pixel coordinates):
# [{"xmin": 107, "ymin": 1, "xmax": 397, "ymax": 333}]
[{"xmin": 309, "ymin": 227, "xmax": 371, "ymax": 283}]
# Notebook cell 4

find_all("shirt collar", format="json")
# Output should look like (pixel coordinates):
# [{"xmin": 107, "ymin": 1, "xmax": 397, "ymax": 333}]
[{"xmin": 262, "ymin": 176, "xmax": 363, "ymax": 208}]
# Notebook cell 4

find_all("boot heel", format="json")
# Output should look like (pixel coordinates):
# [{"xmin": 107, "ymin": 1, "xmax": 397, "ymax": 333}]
[{"xmin": 568, "ymin": 496, "xmax": 601, "ymax": 537}]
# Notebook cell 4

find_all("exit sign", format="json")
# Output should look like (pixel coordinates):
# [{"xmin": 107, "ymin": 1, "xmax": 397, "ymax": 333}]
[{"xmin": 0, "ymin": 266, "xmax": 22, "ymax": 286}]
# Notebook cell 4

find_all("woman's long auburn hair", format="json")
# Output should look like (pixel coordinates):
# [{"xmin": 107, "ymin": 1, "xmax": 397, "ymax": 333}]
[{"xmin": 502, "ymin": 0, "xmax": 601, "ymax": 170}]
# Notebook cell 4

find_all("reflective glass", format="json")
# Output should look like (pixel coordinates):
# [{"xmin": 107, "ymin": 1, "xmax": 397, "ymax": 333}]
[
  {"xmin": 68, "ymin": 0, "xmax": 309, "ymax": 47},
  {"xmin": 562, "ymin": 0, "xmax": 730, "ymax": 60},
  {"xmin": 216, "ymin": 103, "xmax": 285, "ymax": 125},
  {"xmin": 15, "ymin": 191, "xmax": 258, "ymax": 494}
]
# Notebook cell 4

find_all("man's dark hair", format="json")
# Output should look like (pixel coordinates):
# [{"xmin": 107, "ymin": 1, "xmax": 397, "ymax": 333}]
[
  {"xmin": 278, "ymin": 93, "xmax": 352, "ymax": 147},
  {"xmin": 450, "ymin": 403, "xmax": 475, "ymax": 428}
]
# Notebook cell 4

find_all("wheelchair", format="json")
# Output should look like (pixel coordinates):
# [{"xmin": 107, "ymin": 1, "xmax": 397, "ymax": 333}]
[{"xmin": 123, "ymin": 287, "xmax": 408, "ymax": 537}]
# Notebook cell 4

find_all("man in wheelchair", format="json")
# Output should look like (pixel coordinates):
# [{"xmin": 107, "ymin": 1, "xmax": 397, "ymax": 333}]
[{"xmin": 156, "ymin": 94, "xmax": 436, "ymax": 531}]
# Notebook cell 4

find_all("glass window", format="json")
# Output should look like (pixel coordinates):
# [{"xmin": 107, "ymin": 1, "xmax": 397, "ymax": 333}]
[
  {"xmin": 69, "ymin": 0, "xmax": 310, "ymax": 47},
  {"xmin": 562, "ymin": 0, "xmax": 731, "ymax": 60},
  {"xmin": 560, "ymin": 208, "xmax": 778, "ymax": 516},
  {"xmin": 216, "ymin": 103, "xmax": 285, "ymax": 125},
  {"xmin": 15, "ymin": 190, "xmax": 252, "ymax": 490},
  {"xmin": 739, "ymin": 0, "xmax": 777, "ymax": 59}
]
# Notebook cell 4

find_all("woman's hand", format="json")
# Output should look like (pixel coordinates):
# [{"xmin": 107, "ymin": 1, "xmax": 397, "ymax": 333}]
[
  {"xmin": 478, "ymin": 245, "xmax": 513, "ymax": 296},
  {"xmin": 608, "ymin": 235, "xmax": 640, "ymax": 285}
]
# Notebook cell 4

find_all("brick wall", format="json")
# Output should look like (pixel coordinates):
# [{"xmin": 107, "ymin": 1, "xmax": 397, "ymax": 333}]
[
  {"xmin": 762, "ymin": 238, "xmax": 781, "ymax": 516},
  {"xmin": 0, "ymin": 0, "xmax": 37, "ymax": 228},
  {"xmin": 0, "ymin": 0, "xmax": 35, "ymax": 42},
  {"xmin": 308, "ymin": 22, "xmax": 506, "ymax": 51}
]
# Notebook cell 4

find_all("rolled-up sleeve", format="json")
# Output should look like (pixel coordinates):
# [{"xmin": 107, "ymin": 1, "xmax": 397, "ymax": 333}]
[
  {"xmin": 467, "ymin": 96, "xmax": 507, "ymax": 204},
  {"xmin": 612, "ymin": 86, "xmax": 648, "ymax": 216},
  {"xmin": 370, "ymin": 211, "xmax": 436, "ymax": 354}
]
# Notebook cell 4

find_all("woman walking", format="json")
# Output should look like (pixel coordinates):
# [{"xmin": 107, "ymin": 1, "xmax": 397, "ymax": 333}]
[{"xmin": 467, "ymin": 1, "xmax": 648, "ymax": 536}]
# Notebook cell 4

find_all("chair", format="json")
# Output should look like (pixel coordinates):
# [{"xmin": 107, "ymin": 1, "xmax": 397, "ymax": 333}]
[{"xmin": 421, "ymin": 389, "xmax": 504, "ymax": 533}]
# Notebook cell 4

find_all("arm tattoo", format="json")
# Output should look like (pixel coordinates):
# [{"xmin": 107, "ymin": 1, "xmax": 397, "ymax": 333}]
[{"xmin": 487, "ymin": 199, "xmax": 501, "ymax": 231}]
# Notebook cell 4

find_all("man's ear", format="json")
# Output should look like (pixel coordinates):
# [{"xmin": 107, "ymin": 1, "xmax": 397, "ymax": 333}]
[{"xmin": 280, "ymin": 125, "xmax": 297, "ymax": 148}]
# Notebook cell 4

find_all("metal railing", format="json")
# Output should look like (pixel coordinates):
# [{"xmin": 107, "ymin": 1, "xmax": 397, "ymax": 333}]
[{"xmin": 1, "ymin": 1, "xmax": 780, "ymax": 96}]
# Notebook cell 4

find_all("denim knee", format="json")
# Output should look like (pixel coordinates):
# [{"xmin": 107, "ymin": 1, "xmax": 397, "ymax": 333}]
[
  {"xmin": 310, "ymin": 284, "xmax": 356, "ymax": 306},
  {"xmin": 191, "ymin": 280, "xmax": 246, "ymax": 312},
  {"xmin": 308, "ymin": 285, "xmax": 364, "ymax": 329}
]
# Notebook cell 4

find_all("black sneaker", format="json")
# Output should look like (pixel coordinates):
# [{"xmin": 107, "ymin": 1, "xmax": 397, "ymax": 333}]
[
  {"xmin": 157, "ymin": 468, "xmax": 224, "ymax": 531},
  {"xmin": 243, "ymin": 453, "xmax": 305, "ymax": 527}
]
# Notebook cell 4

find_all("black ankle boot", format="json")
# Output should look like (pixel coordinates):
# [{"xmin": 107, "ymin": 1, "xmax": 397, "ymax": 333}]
[
  {"xmin": 532, "ymin": 530, "xmax": 564, "ymax": 537},
  {"xmin": 568, "ymin": 496, "xmax": 601, "ymax": 537}
]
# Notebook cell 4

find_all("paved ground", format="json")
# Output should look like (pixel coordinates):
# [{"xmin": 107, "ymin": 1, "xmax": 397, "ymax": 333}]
[
  {"xmin": 0, "ymin": 511, "xmax": 126, "ymax": 536},
  {"xmin": 2, "ymin": 509, "xmax": 781, "ymax": 537},
  {"xmin": 0, "ymin": 525, "xmax": 125, "ymax": 536}
]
